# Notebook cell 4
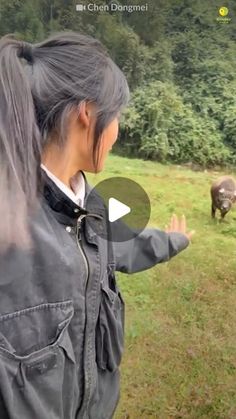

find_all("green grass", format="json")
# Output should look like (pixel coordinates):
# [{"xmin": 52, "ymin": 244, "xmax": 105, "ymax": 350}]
[{"xmin": 87, "ymin": 155, "xmax": 236, "ymax": 419}]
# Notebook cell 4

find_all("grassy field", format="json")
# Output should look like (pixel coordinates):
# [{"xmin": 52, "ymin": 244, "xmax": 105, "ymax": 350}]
[{"xmin": 87, "ymin": 155, "xmax": 236, "ymax": 419}]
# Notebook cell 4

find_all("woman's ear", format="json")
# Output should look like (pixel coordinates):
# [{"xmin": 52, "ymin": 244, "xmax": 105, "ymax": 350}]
[{"xmin": 77, "ymin": 101, "xmax": 95, "ymax": 128}]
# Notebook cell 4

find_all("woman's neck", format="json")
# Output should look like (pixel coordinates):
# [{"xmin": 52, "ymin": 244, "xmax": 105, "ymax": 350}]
[{"xmin": 41, "ymin": 142, "xmax": 81, "ymax": 189}]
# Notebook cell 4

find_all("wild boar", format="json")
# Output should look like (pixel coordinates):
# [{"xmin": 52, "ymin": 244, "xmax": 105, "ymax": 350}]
[{"xmin": 211, "ymin": 176, "xmax": 236, "ymax": 220}]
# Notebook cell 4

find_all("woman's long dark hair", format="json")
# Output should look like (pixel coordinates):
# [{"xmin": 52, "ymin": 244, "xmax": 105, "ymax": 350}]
[{"xmin": 0, "ymin": 31, "xmax": 130, "ymax": 254}]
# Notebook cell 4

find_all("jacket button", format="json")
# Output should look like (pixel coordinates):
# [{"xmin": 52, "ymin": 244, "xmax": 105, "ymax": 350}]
[
  {"xmin": 74, "ymin": 208, "xmax": 79, "ymax": 213},
  {"xmin": 66, "ymin": 226, "xmax": 72, "ymax": 233}
]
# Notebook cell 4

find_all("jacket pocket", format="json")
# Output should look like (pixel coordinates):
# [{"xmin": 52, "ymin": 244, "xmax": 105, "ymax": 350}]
[
  {"xmin": 0, "ymin": 300, "xmax": 77, "ymax": 419},
  {"xmin": 96, "ymin": 265, "xmax": 125, "ymax": 372}
]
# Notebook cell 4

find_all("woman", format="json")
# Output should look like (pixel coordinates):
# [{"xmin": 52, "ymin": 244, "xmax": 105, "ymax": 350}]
[{"xmin": 0, "ymin": 31, "xmax": 193, "ymax": 419}]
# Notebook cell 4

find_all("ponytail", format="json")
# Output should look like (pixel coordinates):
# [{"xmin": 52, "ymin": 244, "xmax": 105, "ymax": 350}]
[{"xmin": 0, "ymin": 34, "xmax": 42, "ymax": 254}]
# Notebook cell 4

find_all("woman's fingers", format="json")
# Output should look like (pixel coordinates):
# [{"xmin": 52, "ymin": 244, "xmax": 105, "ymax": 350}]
[
  {"xmin": 166, "ymin": 214, "xmax": 195, "ymax": 241},
  {"xmin": 186, "ymin": 230, "xmax": 196, "ymax": 241},
  {"xmin": 180, "ymin": 214, "xmax": 186, "ymax": 233},
  {"xmin": 171, "ymin": 214, "xmax": 178, "ymax": 231}
]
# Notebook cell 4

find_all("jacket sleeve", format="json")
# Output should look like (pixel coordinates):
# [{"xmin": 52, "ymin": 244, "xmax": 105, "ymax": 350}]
[{"xmin": 113, "ymin": 224, "xmax": 189, "ymax": 274}]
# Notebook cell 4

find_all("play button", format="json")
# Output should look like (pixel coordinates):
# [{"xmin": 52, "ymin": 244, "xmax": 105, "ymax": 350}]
[
  {"xmin": 109, "ymin": 198, "xmax": 131, "ymax": 222},
  {"xmin": 85, "ymin": 177, "xmax": 151, "ymax": 242}
]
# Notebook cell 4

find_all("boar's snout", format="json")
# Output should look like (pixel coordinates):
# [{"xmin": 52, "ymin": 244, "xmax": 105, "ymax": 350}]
[{"xmin": 220, "ymin": 200, "xmax": 231, "ymax": 211}]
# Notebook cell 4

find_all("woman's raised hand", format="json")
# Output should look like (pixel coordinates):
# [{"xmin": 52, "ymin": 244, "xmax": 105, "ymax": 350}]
[{"xmin": 165, "ymin": 214, "xmax": 195, "ymax": 241}]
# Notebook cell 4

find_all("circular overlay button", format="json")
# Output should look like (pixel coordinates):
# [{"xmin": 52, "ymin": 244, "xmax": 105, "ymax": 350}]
[{"xmin": 86, "ymin": 177, "xmax": 151, "ymax": 242}]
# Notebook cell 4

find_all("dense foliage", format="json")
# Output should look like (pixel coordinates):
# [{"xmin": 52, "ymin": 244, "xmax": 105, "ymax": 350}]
[{"xmin": 0, "ymin": 0, "xmax": 235, "ymax": 166}]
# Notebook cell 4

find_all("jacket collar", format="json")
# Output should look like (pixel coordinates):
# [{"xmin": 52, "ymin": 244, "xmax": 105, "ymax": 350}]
[{"xmin": 41, "ymin": 168, "xmax": 106, "ymax": 229}]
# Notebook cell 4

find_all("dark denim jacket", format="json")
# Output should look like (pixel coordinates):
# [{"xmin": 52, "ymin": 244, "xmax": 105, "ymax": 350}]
[{"xmin": 0, "ymin": 170, "xmax": 189, "ymax": 419}]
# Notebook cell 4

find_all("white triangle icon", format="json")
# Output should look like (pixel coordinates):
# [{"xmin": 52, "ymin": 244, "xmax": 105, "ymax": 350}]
[{"xmin": 108, "ymin": 198, "xmax": 131, "ymax": 222}]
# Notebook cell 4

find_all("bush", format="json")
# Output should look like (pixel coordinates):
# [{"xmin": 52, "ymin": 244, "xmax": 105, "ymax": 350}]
[{"xmin": 118, "ymin": 81, "xmax": 231, "ymax": 166}]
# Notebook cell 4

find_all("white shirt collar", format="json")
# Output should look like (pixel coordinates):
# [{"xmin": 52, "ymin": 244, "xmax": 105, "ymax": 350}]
[{"xmin": 41, "ymin": 164, "xmax": 85, "ymax": 208}]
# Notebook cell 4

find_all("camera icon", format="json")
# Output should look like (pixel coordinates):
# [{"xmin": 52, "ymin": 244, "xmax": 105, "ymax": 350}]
[{"xmin": 76, "ymin": 4, "xmax": 86, "ymax": 11}]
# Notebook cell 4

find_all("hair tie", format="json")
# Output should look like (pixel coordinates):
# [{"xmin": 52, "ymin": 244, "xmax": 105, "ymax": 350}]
[{"xmin": 20, "ymin": 42, "xmax": 34, "ymax": 64}]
